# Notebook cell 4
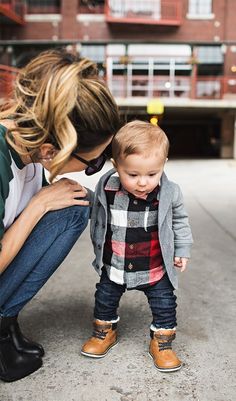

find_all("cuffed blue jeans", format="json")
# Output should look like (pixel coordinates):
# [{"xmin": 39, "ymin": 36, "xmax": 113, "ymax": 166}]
[
  {"xmin": 94, "ymin": 269, "xmax": 177, "ymax": 329},
  {"xmin": 0, "ymin": 205, "xmax": 90, "ymax": 317}
]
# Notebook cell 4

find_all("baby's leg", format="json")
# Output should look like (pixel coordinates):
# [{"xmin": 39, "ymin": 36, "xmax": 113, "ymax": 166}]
[
  {"xmin": 94, "ymin": 268, "xmax": 126, "ymax": 321},
  {"xmin": 143, "ymin": 274, "xmax": 181, "ymax": 372},
  {"xmin": 144, "ymin": 273, "xmax": 177, "ymax": 330},
  {"xmin": 81, "ymin": 268, "xmax": 125, "ymax": 358}
]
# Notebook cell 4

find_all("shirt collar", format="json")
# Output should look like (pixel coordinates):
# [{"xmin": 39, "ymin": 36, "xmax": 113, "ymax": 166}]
[
  {"xmin": 105, "ymin": 173, "xmax": 160, "ymax": 203},
  {"xmin": 126, "ymin": 185, "xmax": 160, "ymax": 203}
]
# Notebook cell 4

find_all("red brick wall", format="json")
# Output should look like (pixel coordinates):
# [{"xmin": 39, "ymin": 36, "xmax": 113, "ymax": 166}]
[
  {"xmin": 61, "ymin": 0, "xmax": 78, "ymax": 40},
  {"xmin": 1, "ymin": 0, "xmax": 236, "ymax": 44}
]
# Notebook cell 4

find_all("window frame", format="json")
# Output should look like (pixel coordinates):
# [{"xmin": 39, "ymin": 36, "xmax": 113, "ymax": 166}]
[{"xmin": 187, "ymin": 0, "xmax": 214, "ymax": 20}]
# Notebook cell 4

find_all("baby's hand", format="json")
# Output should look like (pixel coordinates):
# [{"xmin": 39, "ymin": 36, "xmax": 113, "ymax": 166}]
[{"xmin": 174, "ymin": 257, "xmax": 189, "ymax": 272}]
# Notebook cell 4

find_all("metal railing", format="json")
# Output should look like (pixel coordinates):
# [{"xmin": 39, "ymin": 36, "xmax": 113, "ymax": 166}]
[
  {"xmin": 105, "ymin": 0, "xmax": 182, "ymax": 25},
  {"xmin": 1, "ymin": 64, "xmax": 236, "ymax": 102},
  {"xmin": 107, "ymin": 74, "xmax": 236, "ymax": 100}
]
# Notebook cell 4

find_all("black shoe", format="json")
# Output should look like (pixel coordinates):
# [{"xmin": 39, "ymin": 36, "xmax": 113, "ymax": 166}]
[
  {"xmin": 0, "ymin": 335, "xmax": 42, "ymax": 382},
  {"xmin": 0, "ymin": 316, "xmax": 45, "ymax": 357}
]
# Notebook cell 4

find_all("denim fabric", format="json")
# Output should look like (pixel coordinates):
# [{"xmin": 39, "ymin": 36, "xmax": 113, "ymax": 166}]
[
  {"xmin": 0, "ymin": 205, "xmax": 90, "ymax": 317},
  {"xmin": 94, "ymin": 269, "xmax": 177, "ymax": 329}
]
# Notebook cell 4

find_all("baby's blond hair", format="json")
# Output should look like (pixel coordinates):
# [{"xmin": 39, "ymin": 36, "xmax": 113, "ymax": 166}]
[{"xmin": 112, "ymin": 120, "xmax": 169, "ymax": 163}]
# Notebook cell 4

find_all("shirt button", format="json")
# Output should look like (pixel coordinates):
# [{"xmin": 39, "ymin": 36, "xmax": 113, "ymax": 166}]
[
  {"xmin": 133, "ymin": 200, "xmax": 138, "ymax": 205},
  {"xmin": 129, "ymin": 244, "xmax": 134, "ymax": 249},
  {"xmin": 128, "ymin": 263, "xmax": 133, "ymax": 270},
  {"xmin": 97, "ymin": 244, "xmax": 101, "ymax": 250}
]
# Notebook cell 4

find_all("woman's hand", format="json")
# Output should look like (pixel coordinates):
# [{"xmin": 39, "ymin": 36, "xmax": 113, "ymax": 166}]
[
  {"xmin": 0, "ymin": 178, "xmax": 89, "ymax": 274},
  {"xmin": 31, "ymin": 178, "xmax": 89, "ymax": 214}
]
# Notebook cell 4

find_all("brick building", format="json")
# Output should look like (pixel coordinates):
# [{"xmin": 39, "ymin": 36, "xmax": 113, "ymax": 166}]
[{"xmin": 1, "ymin": 0, "xmax": 236, "ymax": 158}]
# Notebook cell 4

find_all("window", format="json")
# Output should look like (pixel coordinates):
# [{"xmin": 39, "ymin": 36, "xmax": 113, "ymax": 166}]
[
  {"xmin": 80, "ymin": 45, "xmax": 106, "ymax": 76},
  {"xmin": 196, "ymin": 80, "xmax": 221, "ymax": 98},
  {"xmin": 80, "ymin": 45, "xmax": 105, "ymax": 64},
  {"xmin": 27, "ymin": 0, "xmax": 61, "ymax": 13},
  {"xmin": 80, "ymin": 1, "xmax": 104, "ymax": 5},
  {"xmin": 27, "ymin": 0, "xmax": 60, "ymax": 6},
  {"xmin": 195, "ymin": 46, "xmax": 223, "ymax": 77},
  {"xmin": 188, "ymin": 0, "xmax": 212, "ymax": 17},
  {"xmin": 196, "ymin": 46, "xmax": 223, "ymax": 64}
]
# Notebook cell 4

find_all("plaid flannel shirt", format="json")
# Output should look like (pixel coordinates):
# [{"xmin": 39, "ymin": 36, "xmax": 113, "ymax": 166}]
[{"xmin": 103, "ymin": 175, "xmax": 165, "ymax": 289}]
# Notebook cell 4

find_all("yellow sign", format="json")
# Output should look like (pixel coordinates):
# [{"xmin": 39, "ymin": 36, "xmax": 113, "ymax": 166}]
[{"xmin": 147, "ymin": 99, "xmax": 164, "ymax": 115}]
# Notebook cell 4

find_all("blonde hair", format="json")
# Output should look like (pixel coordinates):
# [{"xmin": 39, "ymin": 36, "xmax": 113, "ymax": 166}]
[
  {"xmin": 0, "ymin": 49, "xmax": 120, "ymax": 182},
  {"xmin": 112, "ymin": 120, "xmax": 169, "ymax": 162}
]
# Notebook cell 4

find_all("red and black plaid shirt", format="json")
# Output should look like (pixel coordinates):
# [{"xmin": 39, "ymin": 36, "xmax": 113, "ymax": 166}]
[{"xmin": 103, "ymin": 175, "xmax": 165, "ymax": 289}]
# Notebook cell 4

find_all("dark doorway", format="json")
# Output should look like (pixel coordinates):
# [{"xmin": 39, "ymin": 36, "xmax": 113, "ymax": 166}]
[{"xmin": 160, "ymin": 116, "xmax": 221, "ymax": 158}]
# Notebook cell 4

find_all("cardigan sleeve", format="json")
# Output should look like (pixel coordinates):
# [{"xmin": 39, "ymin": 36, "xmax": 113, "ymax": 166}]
[{"xmin": 172, "ymin": 184, "xmax": 193, "ymax": 258}]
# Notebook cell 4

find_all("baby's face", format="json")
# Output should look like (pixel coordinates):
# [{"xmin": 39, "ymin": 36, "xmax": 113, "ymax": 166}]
[{"xmin": 115, "ymin": 152, "xmax": 165, "ymax": 200}]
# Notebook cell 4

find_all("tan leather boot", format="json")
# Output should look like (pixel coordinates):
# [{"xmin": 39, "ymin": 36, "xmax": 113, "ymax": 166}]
[
  {"xmin": 81, "ymin": 320, "xmax": 118, "ymax": 358},
  {"xmin": 149, "ymin": 329, "xmax": 182, "ymax": 372}
]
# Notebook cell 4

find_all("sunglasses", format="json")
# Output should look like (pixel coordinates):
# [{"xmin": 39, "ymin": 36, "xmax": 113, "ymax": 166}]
[
  {"xmin": 71, "ymin": 142, "xmax": 113, "ymax": 176},
  {"xmin": 71, "ymin": 153, "xmax": 107, "ymax": 176}
]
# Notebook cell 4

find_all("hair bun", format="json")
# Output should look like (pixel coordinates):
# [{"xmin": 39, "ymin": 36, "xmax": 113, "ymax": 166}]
[{"xmin": 62, "ymin": 53, "xmax": 76, "ymax": 64}]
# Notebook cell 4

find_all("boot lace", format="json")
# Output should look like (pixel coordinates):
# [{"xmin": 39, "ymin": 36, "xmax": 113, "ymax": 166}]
[
  {"xmin": 156, "ymin": 333, "xmax": 176, "ymax": 351},
  {"xmin": 92, "ymin": 324, "xmax": 111, "ymax": 340}
]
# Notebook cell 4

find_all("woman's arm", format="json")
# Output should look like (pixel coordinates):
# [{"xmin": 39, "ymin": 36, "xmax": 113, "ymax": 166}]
[{"xmin": 0, "ymin": 178, "xmax": 89, "ymax": 274}]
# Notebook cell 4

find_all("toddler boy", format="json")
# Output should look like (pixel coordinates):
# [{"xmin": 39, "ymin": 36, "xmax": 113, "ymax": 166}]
[{"xmin": 81, "ymin": 120, "xmax": 193, "ymax": 372}]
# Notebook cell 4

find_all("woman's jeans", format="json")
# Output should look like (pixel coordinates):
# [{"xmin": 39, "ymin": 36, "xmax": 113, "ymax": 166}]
[
  {"xmin": 0, "ymin": 205, "xmax": 90, "ymax": 317},
  {"xmin": 94, "ymin": 269, "xmax": 177, "ymax": 329}
]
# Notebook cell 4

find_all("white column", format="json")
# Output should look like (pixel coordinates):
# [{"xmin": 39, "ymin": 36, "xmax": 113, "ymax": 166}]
[{"xmin": 233, "ymin": 114, "xmax": 236, "ymax": 159}]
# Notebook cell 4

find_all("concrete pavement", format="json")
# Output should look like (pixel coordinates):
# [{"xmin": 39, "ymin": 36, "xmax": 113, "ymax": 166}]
[{"xmin": 1, "ymin": 159, "xmax": 236, "ymax": 401}]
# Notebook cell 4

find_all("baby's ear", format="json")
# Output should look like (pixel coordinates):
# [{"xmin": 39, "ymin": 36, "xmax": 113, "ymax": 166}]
[{"xmin": 110, "ymin": 158, "xmax": 117, "ymax": 169}]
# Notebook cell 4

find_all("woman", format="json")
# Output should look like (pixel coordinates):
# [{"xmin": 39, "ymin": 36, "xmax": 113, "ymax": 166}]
[{"xmin": 0, "ymin": 49, "xmax": 120, "ymax": 382}]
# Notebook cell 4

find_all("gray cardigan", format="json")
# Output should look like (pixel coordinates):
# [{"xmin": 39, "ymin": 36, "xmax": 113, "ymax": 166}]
[{"xmin": 90, "ymin": 168, "xmax": 193, "ymax": 289}]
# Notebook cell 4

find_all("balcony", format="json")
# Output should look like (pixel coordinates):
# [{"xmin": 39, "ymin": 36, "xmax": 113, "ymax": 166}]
[
  {"xmin": 107, "ymin": 74, "xmax": 235, "ymax": 100},
  {"xmin": 105, "ymin": 0, "xmax": 182, "ymax": 26},
  {"xmin": 0, "ymin": 65, "xmax": 19, "ymax": 101},
  {"xmin": 0, "ymin": 0, "xmax": 25, "ymax": 24}
]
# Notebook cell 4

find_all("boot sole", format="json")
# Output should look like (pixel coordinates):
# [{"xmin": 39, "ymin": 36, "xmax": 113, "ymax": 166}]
[
  {"xmin": 0, "ymin": 358, "xmax": 42, "ymax": 382},
  {"xmin": 149, "ymin": 352, "xmax": 182, "ymax": 372},
  {"xmin": 81, "ymin": 341, "xmax": 118, "ymax": 358}
]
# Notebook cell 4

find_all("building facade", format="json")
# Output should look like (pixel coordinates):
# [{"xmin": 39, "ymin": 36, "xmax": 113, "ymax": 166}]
[{"xmin": 1, "ymin": 0, "xmax": 236, "ymax": 158}]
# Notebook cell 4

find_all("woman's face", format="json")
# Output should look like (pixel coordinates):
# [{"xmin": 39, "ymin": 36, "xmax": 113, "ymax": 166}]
[{"xmin": 40, "ymin": 137, "xmax": 112, "ymax": 174}]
